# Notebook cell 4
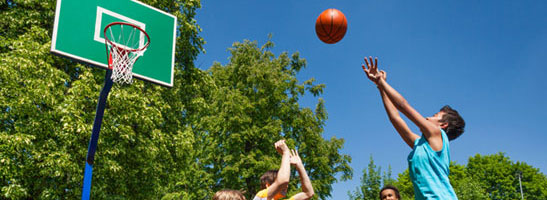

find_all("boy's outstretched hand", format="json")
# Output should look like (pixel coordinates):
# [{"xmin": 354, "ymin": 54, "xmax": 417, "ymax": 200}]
[{"xmin": 362, "ymin": 56, "xmax": 386, "ymax": 85}]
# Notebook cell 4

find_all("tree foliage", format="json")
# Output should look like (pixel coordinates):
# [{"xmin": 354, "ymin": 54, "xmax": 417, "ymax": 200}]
[
  {"xmin": 1, "ymin": 1, "xmax": 351, "ymax": 199},
  {"xmin": 448, "ymin": 162, "xmax": 488, "ymax": 200},
  {"xmin": 467, "ymin": 153, "xmax": 547, "ymax": 200},
  {"xmin": 1, "ymin": 0, "xmax": 206, "ymax": 198},
  {"xmin": 349, "ymin": 156, "xmax": 393, "ymax": 200},
  {"xmin": 392, "ymin": 168, "xmax": 414, "ymax": 200},
  {"xmin": 198, "ymin": 39, "xmax": 351, "ymax": 200}
]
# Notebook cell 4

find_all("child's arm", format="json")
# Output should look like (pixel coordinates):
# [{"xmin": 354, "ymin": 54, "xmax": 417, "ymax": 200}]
[
  {"xmin": 363, "ymin": 57, "xmax": 442, "ymax": 150},
  {"xmin": 362, "ymin": 58, "xmax": 419, "ymax": 148},
  {"xmin": 268, "ymin": 140, "xmax": 291, "ymax": 199},
  {"xmin": 379, "ymin": 85, "xmax": 420, "ymax": 148},
  {"xmin": 288, "ymin": 149, "xmax": 314, "ymax": 200},
  {"xmin": 375, "ymin": 74, "xmax": 443, "ymax": 150}
]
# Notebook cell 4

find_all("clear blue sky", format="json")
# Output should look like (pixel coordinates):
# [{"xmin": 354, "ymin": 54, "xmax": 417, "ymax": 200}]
[{"xmin": 194, "ymin": 1, "xmax": 547, "ymax": 199}]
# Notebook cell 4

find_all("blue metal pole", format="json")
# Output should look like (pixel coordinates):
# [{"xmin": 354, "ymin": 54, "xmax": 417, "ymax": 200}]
[{"xmin": 82, "ymin": 69, "xmax": 113, "ymax": 200}]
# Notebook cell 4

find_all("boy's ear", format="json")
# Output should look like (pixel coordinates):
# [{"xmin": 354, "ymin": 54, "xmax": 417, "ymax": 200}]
[{"xmin": 440, "ymin": 122, "xmax": 449, "ymax": 129}]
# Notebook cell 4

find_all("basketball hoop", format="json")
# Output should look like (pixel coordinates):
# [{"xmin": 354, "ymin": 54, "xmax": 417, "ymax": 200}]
[{"xmin": 104, "ymin": 22, "xmax": 150, "ymax": 84}]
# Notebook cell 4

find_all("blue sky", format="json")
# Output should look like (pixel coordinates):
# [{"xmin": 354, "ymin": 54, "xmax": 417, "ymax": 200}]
[{"xmin": 194, "ymin": 1, "xmax": 547, "ymax": 199}]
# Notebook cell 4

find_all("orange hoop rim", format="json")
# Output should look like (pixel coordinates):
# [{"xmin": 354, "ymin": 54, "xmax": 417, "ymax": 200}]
[{"xmin": 103, "ymin": 22, "xmax": 150, "ymax": 53}]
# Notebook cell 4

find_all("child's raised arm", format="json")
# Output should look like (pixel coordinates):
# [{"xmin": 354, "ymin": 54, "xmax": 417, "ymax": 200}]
[
  {"xmin": 362, "ymin": 57, "xmax": 419, "ymax": 148},
  {"xmin": 288, "ymin": 149, "xmax": 314, "ymax": 200},
  {"xmin": 363, "ymin": 56, "xmax": 442, "ymax": 150},
  {"xmin": 267, "ymin": 140, "xmax": 291, "ymax": 199}
]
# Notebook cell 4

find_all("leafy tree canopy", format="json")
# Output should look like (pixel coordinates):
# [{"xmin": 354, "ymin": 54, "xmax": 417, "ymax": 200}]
[
  {"xmin": 197, "ymin": 38, "xmax": 352, "ymax": 199},
  {"xmin": 1, "ymin": 1, "xmax": 351, "ymax": 199}
]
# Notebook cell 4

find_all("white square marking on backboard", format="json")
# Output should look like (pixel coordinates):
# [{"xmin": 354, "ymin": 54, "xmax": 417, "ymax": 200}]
[{"xmin": 94, "ymin": 6, "xmax": 147, "ymax": 51}]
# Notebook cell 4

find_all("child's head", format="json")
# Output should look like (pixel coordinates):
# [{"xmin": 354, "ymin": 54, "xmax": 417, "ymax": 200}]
[
  {"xmin": 213, "ymin": 190, "xmax": 246, "ymax": 200},
  {"xmin": 438, "ymin": 105, "xmax": 465, "ymax": 140},
  {"xmin": 379, "ymin": 185, "xmax": 400, "ymax": 200},
  {"xmin": 260, "ymin": 170, "xmax": 278, "ymax": 189},
  {"xmin": 426, "ymin": 105, "xmax": 465, "ymax": 141},
  {"xmin": 260, "ymin": 170, "xmax": 288, "ymax": 199}
]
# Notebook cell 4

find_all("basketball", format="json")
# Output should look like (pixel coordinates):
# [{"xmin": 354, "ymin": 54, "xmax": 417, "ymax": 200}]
[{"xmin": 315, "ymin": 8, "xmax": 347, "ymax": 44}]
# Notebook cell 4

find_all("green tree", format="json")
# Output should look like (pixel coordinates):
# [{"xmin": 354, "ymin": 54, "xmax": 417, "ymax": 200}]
[
  {"xmin": 349, "ymin": 155, "xmax": 395, "ymax": 200},
  {"xmin": 393, "ymin": 169, "xmax": 414, "ymax": 200},
  {"xmin": 449, "ymin": 162, "xmax": 489, "ymax": 200},
  {"xmin": 196, "ymin": 39, "xmax": 352, "ymax": 200},
  {"xmin": 467, "ymin": 153, "xmax": 516, "ymax": 199},
  {"xmin": 2, "ymin": 0, "xmax": 352, "ymax": 199},
  {"xmin": 1, "ymin": 0, "xmax": 207, "ymax": 198},
  {"xmin": 513, "ymin": 161, "xmax": 547, "ymax": 200},
  {"xmin": 0, "ymin": 22, "xmax": 69, "ymax": 199},
  {"xmin": 467, "ymin": 153, "xmax": 547, "ymax": 200},
  {"xmin": 382, "ymin": 165, "xmax": 395, "ymax": 187}
]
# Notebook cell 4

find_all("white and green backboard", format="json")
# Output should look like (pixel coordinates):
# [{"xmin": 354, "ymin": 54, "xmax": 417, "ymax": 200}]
[{"xmin": 51, "ymin": 0, "xmax": 176, "ymax": 87}]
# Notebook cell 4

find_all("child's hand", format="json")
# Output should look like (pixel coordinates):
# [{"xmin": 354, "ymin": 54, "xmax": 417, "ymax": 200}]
[
  {"xmin": 275, "ymin": 140, "xmax": 290, "ymax": 155},
  {"xmin": 289, "ymin": 149, "xmax": 303, "ymax": 167},
  {"xmin": 380, "ymin": 70, "xmax": 387, "ymax": 81},
  {"xmin": 362, "ymin": 56, "xmax": 384, "ymax": 84}
]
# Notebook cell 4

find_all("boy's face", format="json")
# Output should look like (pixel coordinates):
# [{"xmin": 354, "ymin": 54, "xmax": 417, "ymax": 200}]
[
  {"xmin": 380, "ymin": 189, "xmax": 399, "ymax": 200},
  {"xmin": 426, "ymin": 111, "xmax": 447, "ymax": 128}
]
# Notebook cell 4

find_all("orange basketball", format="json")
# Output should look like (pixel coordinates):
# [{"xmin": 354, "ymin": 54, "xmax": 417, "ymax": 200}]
[{"xmin": 315, "ymin": 8, "xmax": 347, "ymax": 44}]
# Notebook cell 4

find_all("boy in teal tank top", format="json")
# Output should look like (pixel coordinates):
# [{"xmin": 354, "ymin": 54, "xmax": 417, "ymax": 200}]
[
  {"xmin": 361, "ymin": 57, "xmax": 465, "ymax": 199},
  {"xmin": 408, "ymin": 130, "xmax": 457, "ymax": 199}
]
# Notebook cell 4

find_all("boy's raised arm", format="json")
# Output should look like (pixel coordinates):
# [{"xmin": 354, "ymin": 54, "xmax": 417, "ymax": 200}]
[
  {"xmin": 363, "ymin": 57, "xmax": 441, "ymax": 149},
  {"xmin": 379, "ymin": 87, "xmax": 419, "ymax": 148},
  {"xmin": 362, "ymin": 57, "xmax": 419, "ymax": 148},
  {"xmin": 376, "ymin": 76, "xmax": 442, "ymax": 146}
]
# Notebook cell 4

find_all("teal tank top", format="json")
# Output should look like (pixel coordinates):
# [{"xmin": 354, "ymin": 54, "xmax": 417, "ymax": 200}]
[{"xmin": 408, "ymin": 129, "xmax": 457, "ymax": 200}]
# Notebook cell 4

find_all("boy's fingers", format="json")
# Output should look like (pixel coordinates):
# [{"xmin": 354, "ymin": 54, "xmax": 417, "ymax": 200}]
[
  {"xmin": 363, "ymin": 58, "xmax": 370, "ymax": 69},
  {"xmin": 375, "ymin": 57, "xmax": 378, "ymax": 68},
  {"xmin": 372, "ymin": 57, "xmax": 377, "ymax": 70},
  {"xmin": 362, "ymin": 66, "xmax": 370, "ymax": 74}
]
